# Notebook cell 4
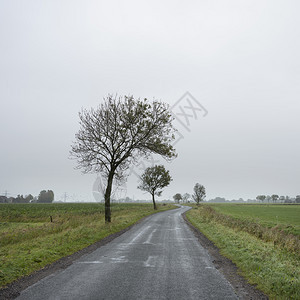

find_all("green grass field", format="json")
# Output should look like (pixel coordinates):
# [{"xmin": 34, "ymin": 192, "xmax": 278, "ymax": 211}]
[
  {"xmin": 0, "ymin": 203, "xmax": 175, "ymax": 288},
  {"xmin": 186, "ymin": 204, "xmax": 300, "ymax": 299},
  {"xmin": 210, "ymin": 204, "xmax": 300, "ymax": 235}
]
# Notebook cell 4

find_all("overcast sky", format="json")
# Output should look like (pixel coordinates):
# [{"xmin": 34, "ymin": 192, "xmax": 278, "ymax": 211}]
[{"xmin": 0, "ymin": 0, "xmax": 299, "ymax": 202}]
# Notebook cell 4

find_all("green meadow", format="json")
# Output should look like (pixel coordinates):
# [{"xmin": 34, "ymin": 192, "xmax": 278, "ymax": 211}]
[{"xmin": 210, "ymin": 204, "xmax": 300, "ymax": 235}]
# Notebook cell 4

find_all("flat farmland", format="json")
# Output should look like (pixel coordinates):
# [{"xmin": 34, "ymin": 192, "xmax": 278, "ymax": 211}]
[
  {"xmin": 0, "ymin": 203, "xmax": 174, "ymax": 288},
  {"xmin": 210, "ymin": 204, "xmax": 300, "ymax": 235}
]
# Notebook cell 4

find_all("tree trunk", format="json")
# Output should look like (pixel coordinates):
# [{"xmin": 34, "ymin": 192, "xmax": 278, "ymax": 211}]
[
  {"xmin": 104, "ymin": 172, "xmax": 114, "ymax": 223},
  {"xmin": 152, "ymin": 193, "xmax": 157, "ymax": 210}
]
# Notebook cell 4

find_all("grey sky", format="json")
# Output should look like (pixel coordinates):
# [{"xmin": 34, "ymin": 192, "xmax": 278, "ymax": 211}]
[{"xmin": 0, "ymin": 0, "xmax": 299, "ymax": 201}]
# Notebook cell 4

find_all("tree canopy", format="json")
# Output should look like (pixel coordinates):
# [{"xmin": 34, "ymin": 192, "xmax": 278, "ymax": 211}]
[
  {"xmin": 173, "ymin": 193, "xmax": 182, "ymax": 203},
  {"xmin": 271, "ymin": 194, "xmax": 279, "ymax": 203},
  {"xmin": 70, "ymin": 95, "xmax": 176, "ymax": 221},
  {"xmin": 38, "ymin": 190, "xmax": 54, "ymax": 203},
  {"xmin": 138, "ymin": 165, "xmax": 172, "ymax": 210},
  {"xmin": 256, "ymin": 195, "xmax": 266, "ymax": 202},
  {"xmin": 192, "ymin": 183, "xmax": 206, "ymax": 204}
]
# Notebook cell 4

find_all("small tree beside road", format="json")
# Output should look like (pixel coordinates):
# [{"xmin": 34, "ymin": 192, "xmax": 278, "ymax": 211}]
[
  {"xmin": 173, "ymin": 193, "xmax": 182, "ymax": 203},
  {"xmin": 192, "ymin": 183, "xmax": 206, "ymax": 204},
  {"xmin": 138, "ymin": 165, "xmax": 172, "ymax": 210},
  {"xmin": 182, "ymin": 193, "xmax": 190, "ymax": 203}
]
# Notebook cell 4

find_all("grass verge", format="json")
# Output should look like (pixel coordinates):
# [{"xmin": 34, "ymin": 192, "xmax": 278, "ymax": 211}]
[
  {"xmin": 186, "ymin": 205, "xmax": 300, "ymax": 299},
  {"xmin": 0, "ymin": 203, "xmax": 175, "ymax": 288},
  {"xmin": 196, "ymin": 205, "xmax": 299, "ymax": 253}
]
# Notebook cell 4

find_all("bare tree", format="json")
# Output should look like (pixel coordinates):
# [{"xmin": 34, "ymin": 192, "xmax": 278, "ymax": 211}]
[
  {"xmin": 138, "ymin": 165, "xmax": 172, "ymax": 210},
  {"xmin": 173, "ymin": 193, "xmax": 182, "ymax": 203},
  {"xmin": 70, "ymin": 95, "xmax": 176, "ymax": 222},
  {"xmin": 182, "ymin": 193, "xmax": 190, "ymax": 203},
  {"xmin": 192, "ymin": 183, "xmax": 206, "ymax": 204}
]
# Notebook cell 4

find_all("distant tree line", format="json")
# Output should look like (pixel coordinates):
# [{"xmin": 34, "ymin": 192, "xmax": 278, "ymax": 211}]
[
  {"xmin": 170, "ymin": 191, "xmax": 300, "ymax": 204},
  {"xmin": 0, "ymin": 190, "xmax": 54, "ymax": 203},
  {"xmin": 207, "ymin": 197, "xmax": 250, "ymax": 203},
  {"xmin": 195, "ymin": 195, "xmax": 300, "ymax": 203},
  {"xmin": 256, "ymin": 194, "xmax": 300, "ymax": 204}
]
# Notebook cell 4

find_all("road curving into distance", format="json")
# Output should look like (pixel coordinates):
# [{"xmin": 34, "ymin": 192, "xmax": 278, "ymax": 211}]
[{"xmin": 17, "ymin": 206, "xmax": 238, "ymax": 300}]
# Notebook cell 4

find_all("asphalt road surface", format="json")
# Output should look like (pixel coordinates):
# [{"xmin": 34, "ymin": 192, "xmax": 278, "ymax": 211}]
[{"xmin": 17, "ymin": 206, "xmax": 238, "ymax": 300}]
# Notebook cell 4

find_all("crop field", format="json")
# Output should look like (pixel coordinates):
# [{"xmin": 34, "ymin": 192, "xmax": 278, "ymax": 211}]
[
  {"xmin": 0, "ymin": 203, "xmax": 175, "ymax": 288},
  {"xmin": 186, "ymin": 204, "xmax": 300, "ymax": 299},
  {"xmin": 210, "ymin": 204, "xmax": 300, "ymax": 236}
]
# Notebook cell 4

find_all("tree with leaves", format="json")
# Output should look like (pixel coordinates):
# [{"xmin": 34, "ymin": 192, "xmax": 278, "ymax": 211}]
[
  {"xmin": 173, "ymin": 193, "xmax": 182, "ymax": 203},
  {"xmin": 38, "ymin": 190, "xmax": 54, "ymax": 203},
  {"xmin": 271, "ymin": 194, "xmax": 279, "ymax": 203},
  {"xmin": 13, "ymin": 195, "xmax": 26, "ymax": 203},
  {"xmin": 25, "ymin": 194, "xmax": 34, "ymax": 203},
  {"xmin": 138, "ymin": 165, "xmax": 172, "ymax": 210},
  {"xmin": 70, "ymin": 95, "xmax": 176, "ymax": 222},
  {"xmin": 192, "ymin": 183, "xmax": 206, "ymax": 204},
  {"xmin": 256, "ymin": 195, "xmax": 266, "ymax": 203}
]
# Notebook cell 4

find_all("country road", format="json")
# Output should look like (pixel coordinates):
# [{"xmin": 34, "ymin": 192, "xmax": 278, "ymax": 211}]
[{"xmin": 17, "ymin": 206, "xmax": 238, "ymax": 300}]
